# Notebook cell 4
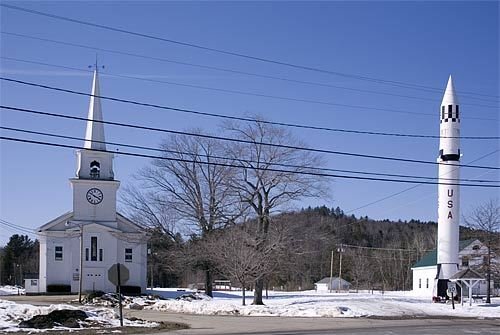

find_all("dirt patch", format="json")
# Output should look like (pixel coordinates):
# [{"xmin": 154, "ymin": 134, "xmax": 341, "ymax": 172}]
[{"xmin": 19, "ymin": 309, "xmax": 88, "ymax": 329}]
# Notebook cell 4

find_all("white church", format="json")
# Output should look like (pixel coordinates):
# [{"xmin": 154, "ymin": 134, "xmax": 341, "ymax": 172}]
[{"xmin": 35, "ymin": 67, "xmax": 148, "ymax": 294}]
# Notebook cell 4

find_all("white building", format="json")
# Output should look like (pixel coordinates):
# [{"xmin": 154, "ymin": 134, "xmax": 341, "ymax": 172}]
[
  {"xmin": 37, "ymin": 68, "xmax": 148, "ymax": 294},
  {"xmin": 411, "ymin": 239, "xmax": 492, "ymax": 297},
  {"xmin": 315, "ymin": 277, "xmax": 351, "ymax": 292}
]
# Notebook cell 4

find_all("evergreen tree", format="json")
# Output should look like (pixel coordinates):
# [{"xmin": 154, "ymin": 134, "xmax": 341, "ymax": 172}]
[{"xmin": 1, "ymin": 234, "xmax": 38, "ymax": 285}]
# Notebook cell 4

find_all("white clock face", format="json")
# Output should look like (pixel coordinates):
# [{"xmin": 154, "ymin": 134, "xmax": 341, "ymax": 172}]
[{"xmin": 86, "ymin": 188, "xmax": 103, "ymax": 205}]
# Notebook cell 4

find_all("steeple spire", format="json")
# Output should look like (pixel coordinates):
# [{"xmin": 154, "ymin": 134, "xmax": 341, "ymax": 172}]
[{"xmin": 84, "ymin": 67, "xmax": 106, "ymax": 150}]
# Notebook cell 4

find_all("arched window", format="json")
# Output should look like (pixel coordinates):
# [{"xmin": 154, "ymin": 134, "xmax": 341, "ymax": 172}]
[{"xmin": 90, "ymin": 161, "xmax": 100, "ymax": 179}]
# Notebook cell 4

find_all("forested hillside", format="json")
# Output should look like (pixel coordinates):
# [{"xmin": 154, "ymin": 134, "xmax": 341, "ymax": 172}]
[{"xmin": 146, "ymin": 205, "xmax": 480, "ymax": 292}]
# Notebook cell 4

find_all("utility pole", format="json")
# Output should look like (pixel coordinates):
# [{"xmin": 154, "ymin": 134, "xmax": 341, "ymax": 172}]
[
  {"xmin": 486, "ymin": 247, "xmax": 491, "ymax": 303},
  {"xmin": 329, "ymin": 250, "xmax": 334, "ymax": 293},
  {"xmin": 78, "ymin": 224, "xmax": 84, "ymax": 303},
  {"xmin": 337, "ymin": 244, "xmax": 345, "ymax": 292},
  {"xmin": 148, "ymin": 243, "xmax": 154, "ymax": 290}
]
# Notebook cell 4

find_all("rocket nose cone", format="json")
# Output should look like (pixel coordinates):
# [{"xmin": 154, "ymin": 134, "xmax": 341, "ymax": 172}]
[{"xmin": 441, "ymin": 75, "xmax": 459, "ymax": 106}]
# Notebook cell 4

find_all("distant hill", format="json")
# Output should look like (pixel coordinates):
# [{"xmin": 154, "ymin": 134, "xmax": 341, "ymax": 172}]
[{"xmin": 266, "ymin": 205, "xmax": 478, "ymax": 291}]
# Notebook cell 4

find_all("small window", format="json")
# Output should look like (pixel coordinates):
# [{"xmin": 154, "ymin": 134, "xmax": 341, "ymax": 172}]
[
  {"xmin": 91, "ymin": 236, "xmax": 97, "ymax": 261},
  {"xmin": 462, "ymin": 258, "xmax": 469, "ymax": 267},
  {"xmin": 426, "ymin": 278, "xmax": 429, "ymax": 288},
  {"xmin": 418, "ymin": 278, "xmax": 421, "ymax": 289},
  {"xmin": 90, "ymin": 161, "xmax": 100, "ymax": 179},
  {"xmin": 472, "ymin": 245, "xmax": 480, "ymax": 250},
  {"xmin": 125, "ymin": 248, "xmax": 133, "ymax": 262},
  {"xmin": 85, "ymin": 248, "xmax": 89, "ymax": 261},
  {"xmin": 456, "ymin": 105, "xmax": 459, "ymax": 119},
  {"xmin": 448, "ymin": 105, "xmax": 452, "ymax": 118},
  {"xmin": 99, "ymin": 249, "xmax": 103, "ymax": 262},
  {"xmin": 55, "ymin": 246, "xmax": 63, "ymax": 261}
]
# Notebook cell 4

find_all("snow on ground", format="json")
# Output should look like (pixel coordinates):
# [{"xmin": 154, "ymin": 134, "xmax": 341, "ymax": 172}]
[
  {"xmin": 144, "ymin": 288, "xmax": 500, "ymax": 319},
  {"xmin": 0, "ymin": 286, "xmax": 24, "ymax": 296},
  {"xmin": 0, "ymin": 299, "xmax": 159, "ymax": 332}
]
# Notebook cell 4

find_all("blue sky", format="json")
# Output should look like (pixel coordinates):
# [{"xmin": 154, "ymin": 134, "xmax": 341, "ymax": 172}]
[{"xmin": 0, "ymin": 1, "xmax": 498, "ymax": 245}]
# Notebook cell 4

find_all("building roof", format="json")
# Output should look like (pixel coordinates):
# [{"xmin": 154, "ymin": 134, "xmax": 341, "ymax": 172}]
[
  {"xmin": 38, "ymin": 211, "xmax": 145, "ymax": 234},
  {"xmin": 84, "ymin": 68, "xmax": 106, "ymax": 150},
  {"xmin": 412, "ymin": 239, "xmax": 477, "ymax": 268},
  {"xmin": 315, "ymin": 277, "xmax": 351, "ymax": 285},
  {"xmin": 450, "ymin": 268, "xmax": 484, "ymax": 280}
]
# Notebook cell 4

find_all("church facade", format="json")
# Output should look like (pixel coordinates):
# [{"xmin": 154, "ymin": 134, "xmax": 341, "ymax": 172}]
[{"xmin": 37, "ymin": 68, "xmax": 147, "ymax": 294}]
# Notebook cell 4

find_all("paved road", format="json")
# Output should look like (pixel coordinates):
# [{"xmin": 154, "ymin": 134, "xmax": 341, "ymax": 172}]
[
  {"xmin": 126, "ymin": 309, "xmax": 499, "ymax": 335},
  {"xmin": 4, "ymin": 295, "xmax": 499, "ymax": 334}
]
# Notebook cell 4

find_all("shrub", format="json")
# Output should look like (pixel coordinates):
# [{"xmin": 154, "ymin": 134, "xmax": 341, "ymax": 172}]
[
  {"xmin": 119, "ymin": 285, "xmax": 142, "ymax": 295},
  {"xmin": 46, "ymin": 284, "xmax": 71, "ymax": 294}
]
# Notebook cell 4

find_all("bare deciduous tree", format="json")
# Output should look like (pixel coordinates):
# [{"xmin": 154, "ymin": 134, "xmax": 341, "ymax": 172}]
[
  {"xmin": 464, "ymin": 199, "xmax": 500, "ymax": 303},
  {"xmin": 121, "ymin": 183, "xmax": 178, "ymax": 239},
  {"xmin": 123, "ymin": 132, "xmax": 243, "ymax": 297},
  {"xmin": 224, "ymin": 119, "xmax": 329, "ymax": 304},
  {"xmin": 346, "ymin": 248, "xmax": 374, "ymax": 291},
  {"xmin": 205, "ymin": 223, "xmax": 287, "ymax": 305}
]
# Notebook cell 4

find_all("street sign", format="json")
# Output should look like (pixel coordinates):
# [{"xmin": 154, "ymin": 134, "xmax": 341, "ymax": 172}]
[
  {"xmin": 108, "ymin": 263, "xmax": 128, "ymax": 327},
  {"xmin": 447, "ymin": 282, "xmax": 457, "ymax": 310},
  {"xmin": 108, "ymin": 263, "xmax": 129, "ymax": 286}
]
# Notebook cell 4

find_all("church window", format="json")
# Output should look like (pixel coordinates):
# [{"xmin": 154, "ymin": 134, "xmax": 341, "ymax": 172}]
[
  {"xmin": 462, "ymin": 258, "xmax": 469, "ymax": 267},
  {"xmin": 99, "ymin": 249, "xmax": 103, "ymax": 262},
  {"xmin": 418, "ymin": 278, "xmax": 421, "ymax": 289},
  {"xmin": 90, "ymin": 161, "xmax": 100, "ymax": 179},
  {"xmin": 125, "ymin": 248, "xmax": 133, "ymax": 262},
  {"xmin": 426, "ymin": 278, "xmax": 429, "ymax": 288},
  {"xmin": 91, "ymin": 237, "xmax": 97, "ymax": 261},
  {"xmin": 55, "ymin": 246, "xmax": 63, "ymax": 261},
  {"xmin": 85, "ymin": 248, "xmax": 89, "ymax": 261},
  {"xmin": 448, "ymin": 105, "xmax": 452, "ymax": 118}
]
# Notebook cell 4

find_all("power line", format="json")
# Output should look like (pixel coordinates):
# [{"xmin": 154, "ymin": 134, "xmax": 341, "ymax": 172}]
[
  {"xmin": 3, "ymin": 125, "xmax": 497, "ymax": 184},
  {"xmin": 6, "ymin": 57, "xmax": 482, "ymax": 119},
  {"xmin": 2, "ymin": 3, "xmax": 499, "ymax": 101},
  {"xmin": 2, "ymin": 104, "xmax": 499, "ymax": 170},
  {"xmin": 0, "ymin": 76, "xmax": 437, "ymax": 120},
  {"xmin": 0, "ymin": 219, "xmax": 36, "ymax": 235},
  {"xmin": 345, "ymin": 149, "xmax": 499, "ymax": 214},
  {"xmin": 341, "ymin": 243, "xmax": 431, "ymax": 253},
  {"xmin": 2, "ymin": 31, "xmax": 499, "ymax": 106},
  {"xmin": 3, "ymin": 56, "xmax": 499, "ymax": 119},
  {"xmin": 1, "ymin": 135, "xmax": 499, "ymax": 187},
  {"xmin": 2, "ymin": 77, "xmax": 499, "ymax": 139}
]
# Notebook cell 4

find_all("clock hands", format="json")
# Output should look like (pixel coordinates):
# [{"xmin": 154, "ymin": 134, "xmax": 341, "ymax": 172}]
[{"xmin": 90, "ymin": 192, "xmax": 101, "ymax": 200}]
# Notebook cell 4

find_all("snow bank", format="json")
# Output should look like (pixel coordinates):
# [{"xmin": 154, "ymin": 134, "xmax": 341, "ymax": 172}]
[
  {"xmin": 145, "ymin": 289, "xmax": 500, "ymax": 319},
  {"xmin": 0, "ymin": 286, "xmax": 24, "ymax": 296},
  {"xmin": 0, "ymin": 299, "xmax": 159, "ymax": 332}
]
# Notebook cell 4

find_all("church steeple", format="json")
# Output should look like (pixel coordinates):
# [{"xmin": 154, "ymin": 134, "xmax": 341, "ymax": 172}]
[
  {"xmin": 75, "ymin": 66, "xmax": 114, "ymax": 181},
  {"xmin": 84, "ymin": 68, "xmax": 106, "ymax": 150},
  {"xmin": 69, "ymin": 63, "xmax": 119, "ymax": 222}
]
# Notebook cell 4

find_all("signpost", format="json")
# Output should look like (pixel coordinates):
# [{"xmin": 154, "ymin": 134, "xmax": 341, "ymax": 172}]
[
  {"xmin": 108, "ymin": 263, "xmax": 129, "ymax": 326},
  {"xmin": 448, "ymin": 282, "xmax": 456, "ymax": 310}
]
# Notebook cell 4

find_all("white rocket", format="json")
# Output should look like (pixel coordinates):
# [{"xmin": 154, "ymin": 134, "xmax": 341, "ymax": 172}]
[{"xmin": 436, "ymin": 75, "xmax": 460, "ymax": 289}]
